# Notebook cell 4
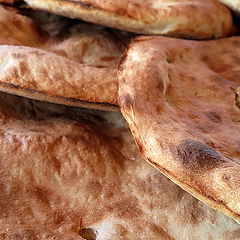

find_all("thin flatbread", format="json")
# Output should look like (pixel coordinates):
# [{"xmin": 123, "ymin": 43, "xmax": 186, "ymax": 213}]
[
  {"xmin": 23, "ymin": 0, "xmax": 233, "ymax": 39},
  {"xmin": 0, "ymin": 6, "xmax": 126, "ymax": 110},
  {"xmin": 0, "ymin": 45, "xmax": 118, "ymax": 111},
  {"xmin": 118, "ymin": 36, "xmax": 240, "ymax": 222},
  {"xmin": 0, "ymin": 92, "xmax": 239, "ymax": 239}
]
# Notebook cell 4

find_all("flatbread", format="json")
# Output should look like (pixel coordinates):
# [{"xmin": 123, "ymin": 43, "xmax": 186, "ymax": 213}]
[
  {"xmin": 0, "ymin": 6, "xmax": 126, "ymax": 111},
  {"xmin": 0, "ymin": 92, "xmax": 239, "ymax": 239},
  {"xmin": 23, "ymin": 0, "xmax": 233, "ymax": 39},
  {"xmin": 0, "ymin": 45, "xmax": 119, "ymax": 111},
  {"xmin": 118, "ymin": 36, "xmax": 240, "ymax": 222},
  {"xmin": 218, "ymin": 0, "xmax": 240, "ymax": 15}
]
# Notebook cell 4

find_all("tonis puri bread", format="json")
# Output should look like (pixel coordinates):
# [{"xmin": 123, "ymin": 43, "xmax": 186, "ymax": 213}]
[
  {"xmin": 0, "ymin": 92, "xmax": 239, "ymax": 240},
  {"xmin": 23, "ymin": 0, "xmax": 233, "ymax": 39},
  {"xmin": 0, "ymin": 1, "xmax": 240, "ymax": 239},
  {"xmin": 118, "ymin": 36, "xmax": 240, "ymax": 222},
  {"xmin": 0, "ymin": 5, "xmax": 127, "ymax": 111}
]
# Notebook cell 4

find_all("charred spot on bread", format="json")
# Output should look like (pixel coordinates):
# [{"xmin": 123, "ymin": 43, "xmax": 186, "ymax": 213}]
[
  {"xmin": 235, "ymin": 87, "xmax": 240, "ymax": 108},
  {"xmin": 206, "ymin": 111, "xmax": 221, "ymax": 123},
  {"xmin": 79, "ymin": 228, "xmax": 97, "ymax": 240},
  {"xmin": 175, "ymin": 140, "xmax": 224, "ymax": 171},
  {"xmin": 119, "ymin": 93, "xmax": 134, "ymax": 109}
]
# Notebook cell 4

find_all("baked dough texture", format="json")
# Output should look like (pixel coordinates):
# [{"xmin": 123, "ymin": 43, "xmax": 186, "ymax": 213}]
[
  {"xmin": 24, "ymin": 0, "xmax": 233, "ymax": 39},
  {"xmin": 0, "ymin": 92, "xmax": 239, "ymax": 239},
  {"xmin": 0, "ymin": 6, "xmax": 126, "ymax": 110},
  {"xmin": 118, "ymin": 36, "xmax": 240, "ymax": 222}
]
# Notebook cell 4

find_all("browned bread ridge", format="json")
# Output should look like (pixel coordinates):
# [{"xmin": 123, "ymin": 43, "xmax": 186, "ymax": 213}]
[
  {"xmin": 0, "ymin": 92, "xmax": 239, "ymax": 239},
  {"xmin": 118, "ymin": 36, "xmax": 240, "ymax": 222},
  {"xmin": 0, "ymin": 5, "xmax": 127, "ymax": 110},
  {"xmin": 24, "ymin": 0, "xmax": 233, "ymax": 39},
  {"xmin": 0, "ymin": 46, "xmax": 118, "ymax": 111}
]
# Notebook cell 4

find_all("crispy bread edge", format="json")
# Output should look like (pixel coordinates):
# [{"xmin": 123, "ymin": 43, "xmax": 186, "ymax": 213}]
[{"xmin": 0, "ymin": 81, "xmax": 119, "ymax": 111}]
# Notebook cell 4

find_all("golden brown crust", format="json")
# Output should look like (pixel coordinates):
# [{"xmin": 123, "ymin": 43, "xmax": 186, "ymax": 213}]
[
  {"xmin": 0, "ymin": 45, "xmax": 118, "ymax": 111},
  {"xmin": 24, "ymin": 0, "xmax": 233, "ymax": 39},
  {"xmin": 118, "ymin": 36, "xmax": 240, "ymax": 222},
  {"xmin": 0, "ymin": 92, "xmax": 239, "ymax": 239},
  {"xmin": 0, "ymin": 6, "xmax": 126, "ymax": 110}
]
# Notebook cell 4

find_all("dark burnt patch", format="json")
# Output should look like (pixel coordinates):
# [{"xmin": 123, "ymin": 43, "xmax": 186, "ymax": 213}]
[
  {"xmin": 166, "ymin": 55, "xmax": 175, "ymax": 64},
  {"xmin": 79, "ymin": 228, "xmax": 97, "ymax": 240},
  {"xmin": 33, "ymin": 186, "xmax": 53, "ymax": 205},
  {"xmin": 156, "ymin": 77, "xmax": 164, "ymax": 91},
  {"xmin": 118, "ymin": 93, "xmax": 134, "ymax": 109},
  {"xmin": 174, "ymin": 140, "xmax": 224, "ymax": 172},
  {"xmin": 235, "ymin": 87, "xmax": 240, "ymax": 108},
  {"xmin": 206, "ymin": 111, "xmax": 221, "ymax": 123}
]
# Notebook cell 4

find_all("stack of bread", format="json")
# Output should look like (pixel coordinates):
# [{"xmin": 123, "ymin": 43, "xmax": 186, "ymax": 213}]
[{"xmin": 0, "ymin": 1, "xmax": 239, "ymax": 239}]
